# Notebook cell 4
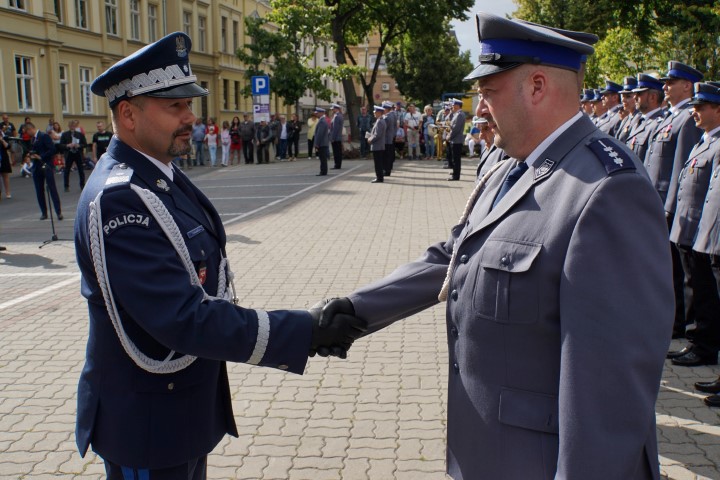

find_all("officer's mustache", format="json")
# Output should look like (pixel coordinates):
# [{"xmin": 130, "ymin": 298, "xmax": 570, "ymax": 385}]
[{"xmin": 173, "ymin": 126, "xmax": 193, "ymax": 138}]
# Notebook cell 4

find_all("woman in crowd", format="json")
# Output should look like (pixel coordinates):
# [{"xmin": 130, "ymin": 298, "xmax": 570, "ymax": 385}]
[
  {"xmin": 220, "ymin": 120, "xmax": 231, "ymax": 167},
  {"xmin": 0, "ymin": 133, "xmax": 12, "ymax": 199},
  {"xmin": 229, "ymin": 116, "xmax": 242, "ymax": 166}
]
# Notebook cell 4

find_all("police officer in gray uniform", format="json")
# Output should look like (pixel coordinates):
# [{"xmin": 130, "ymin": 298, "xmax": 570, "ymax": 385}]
[
  {"xmin": 626, "ymin": 74, "xmax": 666, "ymax": 162},
  {"xmin": 382, "ymin": 101, "xmax": 396, "ymax": 175},
  {"xmin": 367, "ymin": 105, "xmax": 386, "ymax": 183},
  {"xmin": 645, "ymin": 61, "xmax": 704, "ymax": 340},
  {"xmin": 667, "ymin": 82, "xmax": 720, "ymax": 367},
  {"xmin": 313, "ymin": 107, "xmax": 330, "ymax": 176},
  {"xmin": 597, "ymin": 80, "xmax": 624, "ymax": 136},
  {"xmin": 616, "ymin": 76, "xmax": 641, "ymax": 143},
  {"xmin": 448, "ymin": 98, "xmax": 466, "ymax": 181},
  {"xmin": 318, "ymin": 13, "xmax": 672, "ymax": 479},
  {"xmin": 74, "ymin": 33, "xmax": 365, "ymax": 478}
]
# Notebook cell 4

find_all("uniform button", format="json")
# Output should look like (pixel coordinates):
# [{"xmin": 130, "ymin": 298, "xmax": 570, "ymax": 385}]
[
  {"xmin": 450, "ymin": 327, "xmax": 458, "ymax": 338},
  {"xmin": 451, "ymin": 289, "xmax": 458, "ymax": 301},
  {"xmin": 500, "ymin": 256, "xmax": 509, "ymax": 266},
  {"xmin": 453, "ymin": 363, "xmax": 460, "ymax": 373},
  {"xmin": 167, "ymin": 382, "xmax": 174, "ymax": 391},
  {"xmin": 200, "ymin": 249, "xmax": 205, "ymax": 256},
  {"xmin": 459, "ymin": 254, "xmax": 469, "ymax": 264},
  {"xmin": 278, "ymin": 364, "xmax": 289, "ymax": 370}
]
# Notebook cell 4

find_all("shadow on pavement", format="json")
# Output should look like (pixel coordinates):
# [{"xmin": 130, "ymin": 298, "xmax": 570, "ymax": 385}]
[{"xmin": 0, "ymin": 251, "xmax": 68, "ymax": 269}]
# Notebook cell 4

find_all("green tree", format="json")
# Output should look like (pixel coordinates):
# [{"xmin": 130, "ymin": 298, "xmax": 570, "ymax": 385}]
[{"xmin": 385, "ymin": 27, "xmax": 475, "ymax": 106}]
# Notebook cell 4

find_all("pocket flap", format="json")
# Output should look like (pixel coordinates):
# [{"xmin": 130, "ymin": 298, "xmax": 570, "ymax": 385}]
[
  {"xmin": 499, "ymin": 387, "xmax": 559, "ymax": 434},
  {"xmin": 480, "ymin": 239, "xmax": 542, "ymax": 272}
]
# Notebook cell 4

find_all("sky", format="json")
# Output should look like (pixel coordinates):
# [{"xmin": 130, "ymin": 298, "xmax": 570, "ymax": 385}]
[{"xmin": 451, "ymin": 0, "xmax": 518, "ymax": 62}]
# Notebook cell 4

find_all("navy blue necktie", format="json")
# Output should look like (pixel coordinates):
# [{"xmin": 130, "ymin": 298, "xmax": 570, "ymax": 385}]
[{"xmin": 492, "ymin": 161, "xmax": 528, "ymax": 209}]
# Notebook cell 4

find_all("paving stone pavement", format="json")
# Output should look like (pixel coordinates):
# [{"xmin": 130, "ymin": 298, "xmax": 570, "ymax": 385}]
[{"xmin": 0, "ymin": 159, "xmax": 719, "ymax": 479}]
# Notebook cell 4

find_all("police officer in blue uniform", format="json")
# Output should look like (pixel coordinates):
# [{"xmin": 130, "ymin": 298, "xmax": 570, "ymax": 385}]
[
  {"xmin": 318, "ymin": 13, "xmax": 672, "ymax": 479},
  {"xmin": 74, "ymin": 32, "xmax": 365, "ymax": 479}
]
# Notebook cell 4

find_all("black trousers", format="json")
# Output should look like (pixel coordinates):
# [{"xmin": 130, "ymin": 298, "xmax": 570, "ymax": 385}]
[
  {"xmin": 451, "ymin": 143, "xmax": 463, "ymax": 179},
  {"xmin": 242, "ymin": 140, "xmax": 254, "ymax": 163},
  {"xmin": 256, "ymin": 143, "xmax": 269, "ymax": 163},
  {"xmin": 64, "ymin": 152, "xmax": 86, "ymax": 189},
  {"xmin": 33, "ymin": 162, "xmax": 61, "ymax": 216},
  {"xmin": 288, "ymin": 136, "xmax": 300, "ymax": 158},
  {"xmin": 669, "ymin": 217, "xmax": 691, "ymax": 336},
  {"xmin": 681, "ymin": 247, "xmax": 720, "ymax": 354},
  {"xmin": 331, "ymin": 140, "xmax": 342, "ymax": 168},
  {"xmin": 317, "ymin": 145, "xmax": 329, "ymax": 174},
  {"xmin": 307, "ymin": 138, "xmax": 314, "ymax": 158},
  {"xmin": 372, "ymin": 149, "xmax": 384, "ymax": 180},
  {"xmin": 384, "ymin": 145, "xmax": 394, "ymax": 174},
  {"xmin": 104, "ymin": 456, "xmax": 207, "ymax": 480}
]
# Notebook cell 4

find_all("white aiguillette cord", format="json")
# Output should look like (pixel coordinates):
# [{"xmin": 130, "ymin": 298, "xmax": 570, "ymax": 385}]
[{"xmin": 438, "ymin": 159, "xmax": 508, "ymax": 302}]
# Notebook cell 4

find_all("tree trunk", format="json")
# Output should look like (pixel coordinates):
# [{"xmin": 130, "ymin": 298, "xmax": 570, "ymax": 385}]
[{"xmin": 331, "ymin": 17, "xmax": 360, "ymax": 144}]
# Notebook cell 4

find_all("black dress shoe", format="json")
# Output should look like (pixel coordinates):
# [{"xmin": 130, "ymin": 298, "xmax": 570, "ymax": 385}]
[
  {"xmin": 57, "ymin": 214, "xmax": 64, "ymax": 220},
  {"xmin": 316, "ymin": 173, "xmax": 327, "ymax": 176},
  {"xmin": 447, "ymin": 177, "xmax": 459, "ymax": 181},
  {"xmin": 371, "ymin": 178, "xmax": 383, "ymax": 183},
  {"xmin": 695, "ymin": 379, "xmax": 720, "ymax": 394},
  {"xmin": 703, "ymin": 394, "xmax": 720, "ymax": 407},
  {"xmin": 667, "ymin": 345, "xmax": 693, "ymax": 359},
  {"xmin": 671, "ymin": 351, "xmax": 718, "ymax": 367},
  {"xmin": 40, "ymin": 214, "xmax": 48, "ymax": 220}
]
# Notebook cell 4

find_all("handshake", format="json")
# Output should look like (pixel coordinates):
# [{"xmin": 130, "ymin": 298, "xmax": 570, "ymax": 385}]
[{"xmin": 308, "ymin": 297, "xmax": 367, "ymax": 359}]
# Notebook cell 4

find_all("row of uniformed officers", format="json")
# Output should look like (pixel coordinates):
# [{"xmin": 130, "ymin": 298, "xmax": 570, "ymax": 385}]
[{"xmin": 584, "ymin": 62, "xmax": 720, "ymax": 405}]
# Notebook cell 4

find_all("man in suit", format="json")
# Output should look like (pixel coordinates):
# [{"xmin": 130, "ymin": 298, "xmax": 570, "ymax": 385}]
[
  {"xmin": 330, "ymin": 103, "xmax": 344, "ymax": 169},
  {"xmin": 645, "ymin": 61, "xmax": 704, "ymax": 342},
  {"xmin": 254, "ymin": 119, "xmax": 273, "ymax": 164},
  {"xmin": 75, "ymin": 32, "xmax": 365, "ymax": 479},
  {"xmin": 616, "ymin": 76, "xmax": 641, "ymax": 143},
  {"xmin": 626, "ymin": 74, "xmax": 666, "ymax": 162},
  {"xmin": 59, "ymin": 119, "xmax": 88, "ymax": 192},
  {"xmin": 447, "ymin": 98, "xmax": 466, "ymax": 181},
  {"xmin": 667, "ymin": 82, "xmax": 720, "ymax": 368},
  {"xmin": 366, "ymin": 105, "xmax": 386, "ymax": 183},
  {"xmin": 319, "ymin": 12, "xmax": 672, "ymax": 479},
  {"xmin": 313, "ymin": 107, "xmax": 330, "ymax": 176},
  {"xmin": 24, "ymin": 121, "xmax": 62, "ymax": 220}
]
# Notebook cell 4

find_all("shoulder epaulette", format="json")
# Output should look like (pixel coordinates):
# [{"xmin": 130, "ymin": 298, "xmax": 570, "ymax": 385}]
[
  {"xmin": 104, "ymin": 163, "xmax": 134, "ymax": 190},
  {"xmin": 587, "ymin": 138, "xmax": 636, "ymax": 175}
]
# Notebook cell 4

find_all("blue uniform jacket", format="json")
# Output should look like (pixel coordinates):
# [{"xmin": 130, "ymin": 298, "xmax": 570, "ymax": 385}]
[{"xmin": 74, "ymin": 137, "xmax": 312, "ymax": 469}]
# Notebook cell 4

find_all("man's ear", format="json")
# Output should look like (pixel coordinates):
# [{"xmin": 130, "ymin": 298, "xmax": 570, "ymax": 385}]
[{"xmin": 115, "ymin": 101, "xmax": 137, "ymax": 131}]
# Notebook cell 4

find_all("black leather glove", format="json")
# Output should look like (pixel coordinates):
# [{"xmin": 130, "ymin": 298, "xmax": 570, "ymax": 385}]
[{"xmin": 308, "ymin": 297, "xmax": 367, "ymax": 359}]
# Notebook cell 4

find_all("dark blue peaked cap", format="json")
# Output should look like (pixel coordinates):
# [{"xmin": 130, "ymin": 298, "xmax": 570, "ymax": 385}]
[
  {"xmin": 632, "ymin": 74, "xmax": 664, "ymax": 92},
  {"xmin": 660, "ymin": 61, "xmax": 703, "ymax": 83},
  {"xmin": 91, "ymin": 32, "xmax": 208, "ymax": 107},
  {"xmin": 600, "ymin": 80, "xmax": 622, "ymax": 95},
  {"xmin": 689, "ymin": 82, "xmax": 720, "ymax": 105},
  {"xmin": 620, "ymin": 76, "xmax": 638, "ymax": 93},
  {"xmin": 580, "ymin": 88, "xmax": 595, "ymax": 103},
  {"xmin": 464, "ymin": 12, "xmax": 595, "ymax": 81}
]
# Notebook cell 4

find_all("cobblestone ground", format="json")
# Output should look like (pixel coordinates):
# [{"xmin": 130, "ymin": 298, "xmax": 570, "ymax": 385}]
[{"xmin": 1, "ymin": 160, "xmax": 718, "ymax": 479}]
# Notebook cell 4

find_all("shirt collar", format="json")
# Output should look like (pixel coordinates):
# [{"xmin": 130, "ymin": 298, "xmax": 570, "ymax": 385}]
[
  {"xmin": 669, "ymin": 97, "xmax": 690, "ymax": 115},
  {"xmin": 134, "ymin": 148, "xmax": 174, "ymax": 181},
  {"xmin": 524, "ymin": 112, "xmax": 583, "ymax": 168},
  {"xmin": 642, "ymin": 107, "xmax": 663, "ymax": 120}
]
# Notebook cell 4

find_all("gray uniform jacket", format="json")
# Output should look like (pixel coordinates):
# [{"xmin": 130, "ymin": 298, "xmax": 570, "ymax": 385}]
[
  {"xmin": 626, "ymin": 111, "xmax": 665, "ymax": 164},
  {"xmin": 331, "ymin": 112, "xmax": 344, "ymax": 142},
  {"xmin": 475, "ymin": 144, "xmax": 508, "ymax": 179},
  {"xmin": 693, "ymin": 141, "xmax": 720, "ymax": 256},
  {"xmin": 313, "ymin": 118, "xmax": 329, "ymax": 148},
  {"xmin": 644, "ymin": 103, "xmax": 702, "ymax": 214},
  {"xmin": 384, "ymin": 112, "xmax": 397, "ymax": 146},
  {"xmin": 670, "ymin": 132, "xmax": 720, "ymax": 247},
  {"xmin": 450, "ymin": 110, "xmax": 466, "ymax": 144},
  {"xmin": 596, "ymin": 105, "xmax": 623, "ymax": 136},
  {"xmin": 367, "ymin": 117, "xmax": 386, "ymax": 152},
  {"xmin": 616, "ymin": 110, "xmax": 641, "ymax": 143},
  {"xmin": 347, "ymin": 115, "xmax": 673, "ymax": 480}
]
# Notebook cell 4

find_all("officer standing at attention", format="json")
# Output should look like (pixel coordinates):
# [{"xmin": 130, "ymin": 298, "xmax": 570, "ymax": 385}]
[
  {"xmin": 74, "ymin": 32, "xmax": 366, "ymax": 478},
  {"xmin": 666, "ymin": 82, "xmax": 720, "ymax": 367},
  {"xmin": 597, "ymin": 80, "xmax": 624, "ymax": 136},
  {"xmin": 615, "ymin": 76, "xmax": 641, "ymax": 143},
  {"xmin": 447, "ymin": 98, "xmax": 466, "ymax": 181},
  {"xmin": 366, "ymin": 105, "xmax": 386, "ymax": 183},
  {"xmin": 318, "ymin": 12, "xmax": 673, "ymax": 479},
  {"xmin": 645, "ymin": 61, "xmax": 703, "ymax": 341},
  {"xmin": 382, "ymin": 101, "xmax": 396, "ymax": 176},
  {"xmin": 313, "ymin": 106, "xmax": 330, "ymax": 176},
  {"xmin": 626, "ymin": 74, "xmax": 666, "ymax": 162},
  {"xmin": 330, "ymin": 103, "xmax": 344, "ymax": 169}
]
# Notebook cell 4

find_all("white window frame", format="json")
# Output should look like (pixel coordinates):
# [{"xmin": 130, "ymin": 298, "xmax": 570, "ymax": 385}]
[
  {"xmin": 105, "ymin": 0, "xmax": 118, "ymax": 36},
  {"xmin": 79, "ymin": 67, "xmax": 94, "ymax": 114},
  {"xmin": 129, "ymin": 0, "xmax": 140, "ymax": 40},
  {"xmin": 221, "ymin": 17, "xmax": 227, "ymax": 53},
  {"xmin": 233, "ymin": 20, "xmax": 239, "ymax": 53},
  {"xmin": 148, "ymin": 4, "xmax": 158, "ymax": 42},
  {"xmin": 198, "ymin": 15, "xmax": 207, "ymax": 52},
  {"xmin": 75, "ymin": 0, "xmax": 88, "ymax": 29},
  {"xmin": 59, "ymin": 64, "xmax": 70, "ymax": 113},
  {"xmin": 15, "ymin": 55, "xmax": 35, "ymax": 112},
  {"xmin": 182, "ymin": 11, "xmax": 191, "ymax": 36},
  {"xmin": 9, "ymin": 0, "xmax": 26, "ymax": 11}
]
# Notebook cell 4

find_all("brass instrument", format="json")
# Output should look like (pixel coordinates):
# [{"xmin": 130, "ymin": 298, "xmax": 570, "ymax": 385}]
[{"xmin": 433, "ymin": 120, "xmax": 451, "ymax": 159}]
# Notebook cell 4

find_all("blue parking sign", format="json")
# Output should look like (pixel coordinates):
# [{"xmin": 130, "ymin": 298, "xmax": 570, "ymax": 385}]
[{"xmin": 251, "ymin": 75, "xmax": 270, "ymax": 95}]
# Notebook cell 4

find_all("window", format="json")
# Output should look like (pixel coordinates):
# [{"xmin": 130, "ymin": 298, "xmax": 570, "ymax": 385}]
[
  {"xmin": 182, "ymin": 11, "xmax": 191, "ymax": 36},
  {"xmin": 75, "ymin": 0, "xmax": 88, "ymax": 29},
  {"xmin": 59, "ymin": 64, "xmax": 70, "ymax": 113},
  {"xmin": 130, "ymin": 0, "xmax": 140, "ymax": 41},
  {"xmin": 53, "ymin": 0, "xmax": 64, "ymax": 23},
  {"xmin": 223, "ymin": 79, "xmax": 229, "ymax": 110},
  {"xmin": 233, "ymin": 20, "xmax": 239, "ymax": 53},
  {"xmin": 234, "ymin": 81, "xmax": 240, "ymax": 110},
  {"xmin": 15, "ymin": 56, "xmax": 34, "ymax": 111},
  {"xmin": 79, "ymin": 67, "xmax": 93, "ymax": 114},
  {"xmin": 198, "ymin": 15, "xmax": 206, "ymax": 52},
  {"xmin": 200, "ymin": 82, "xmax": 209, "ymax": 121},
  {"xmin": 323, "ymin": 45, "xmax": 328, "ymax": 61},
  {"xmin": 9, "ymin": 0, "xmax": 26, "ymax": 10},
  {"xmin": 221, "ymin": 17, "xmax": 227, "ymax": 53},
  {"xmin": 105, "ymin": 0, "xmax": 118, "ymax": 36},
  {"xmin": 148, "ymin": 4, "xmax": 158, "ymax": 42}
]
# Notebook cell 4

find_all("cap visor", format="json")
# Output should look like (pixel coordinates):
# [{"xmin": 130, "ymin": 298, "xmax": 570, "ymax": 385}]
[
  {"xmin": 464, "ymin": 62, "xmax": 521, "ymax": 81},
  {"xmin": 145, "ymin": 82, "xmax": 209, "ymax": 99}
]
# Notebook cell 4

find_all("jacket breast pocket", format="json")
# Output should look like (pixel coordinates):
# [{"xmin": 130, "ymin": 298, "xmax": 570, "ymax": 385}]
[{"xmin": 473, "ymin": 239, "xmax": 542, "ymax": 324}]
